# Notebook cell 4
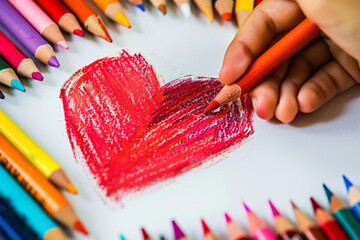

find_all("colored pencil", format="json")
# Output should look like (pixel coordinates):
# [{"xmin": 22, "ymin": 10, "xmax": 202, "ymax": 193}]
[
  {"xmin": 160, "ymin": 235, "xmax": 167, "ymax": 240},
  {"xmin": 33, "ymin": 0, "xmax": 84, "ymax": 36},
  {"xmin": 224, "ymin": 213, "xmax": 252, "ymax": 240},
  {"xmin": 0, "ymin": 0, "xmax": 59, "ymax": 67},
  {"xmin": 0, "ymin": 91, "xmax": 4, "ymax": 100},
  {"xmin": 201, "ymin": 219, "xmax": 219, "ymax": 240},
  {"xmin": 172, "ymin": 0, "xmax": 191, "ymax": 17},
  {"xmin": 0, "ymin": 109, "xmax": 77, "ymax": 194},
  {"xmin": 291, "ymin": 201, "xmax": 328, "ymax": 240},
  {"xmin": 203, "ymin": 18, "xmax": 320, "ymax": 113},
  {"xmin": 0, "ymin": 133, "xmax": 88, "ymax": 235},
  {"xmin": 310, "ymin": 197, "xmax": 350, "ymax": 240},
  {"xmin": 8, "ymin": 0, "xmax": 68, "ymax": 49},
  {"xmin": 0, "ymin": 30, "xmax": 42, "ymax": 81},
  {"xmin": 255, "ymin": 0, "xmax": 262, "ymax": 6},
  {"xmin": 127, "ymin": 0, "xmax": 145, "ymax": 11},
  {"xmin": 62, "ymin": 0, "xmax": 112, "ymax": 42},
  {"xmin": 269, "ymin": 201, "xmax": 305, "ymax": 240},
  {"xmin": 214, "ymin": 0, "xmax": 233, "ymax": 21},
  {"xmin": 243, "ymin": 202, "xmax": 277, "ymax": 240},
  {"xmin": 194, "ymin": 0, "xmax": 214, "ymax": 22},
  {"xmin": 0, "ymin": 57, "xmax": 25, "ymax": 92},
  {"xmin": 141, "ymin": 227, "xmax": 152, "ymax": 240},
  {"xmin": 0, "ymin": 165, "xmax": 65, "ymax": 240},
  {"xmin": 0, "ymin": 198, "xmax": 37, "ymax": 240},
  {"xmin": 92, "ymin": 0, "xmax": 131, "ymax": 28},
  {"xmin": 149, "ymin": 0, "xmax": 167, "ymax": 15},
  {"xmin": 343, "ymin": 175, "xmax": 360, "ymax": 223},
  {"xmin": 172, "ymin": 220, "xmax": 190, "ymax": 240},
  {"xmin": 120, "ymin": 235, "xmax": 126, "ymax": 240},
  {"xmin": 234, "ymin": 0, "xmax": 253, "ymax": 26},
  {"xmin": 323, "ymin": 184, "xmax": 360, "ymax": 240}
]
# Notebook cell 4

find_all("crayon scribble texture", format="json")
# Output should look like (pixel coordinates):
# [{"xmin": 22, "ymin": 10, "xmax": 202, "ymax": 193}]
[{"xmin": 60, "ymin": 51, "xmax": 254, "ymax": 201}]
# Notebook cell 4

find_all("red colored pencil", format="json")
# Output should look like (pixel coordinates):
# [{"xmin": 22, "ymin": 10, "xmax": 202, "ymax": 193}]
[
  {"xmin": 141, "ymin": 227, "xmax": 152, "ymax": 240},
  {"xmin": 0, "ymin": 30, "xmax": 42, "ymax": 80},
  {"xmin": 255, "ymin": 0, "xmax": 262, "ymax": 6},
  {"xmin": 34, "ymin": 0, "xmax": 84, "ymax": 36},
  {"xmin": 311, "ymin": 197, "xmax": 350, "ymax": 240},
  {"xmin": 201, "ymin": 219, "xmax": 219, "ymax": 240},
  {"xmin": 203, "ymin": 18, "xmax": 321, "ymax": 113}
]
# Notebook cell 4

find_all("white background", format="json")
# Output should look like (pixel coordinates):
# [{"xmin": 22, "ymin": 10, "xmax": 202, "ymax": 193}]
[{"xmin": 1, "ymin": 2, "xmax": 360, "ymax": 239}]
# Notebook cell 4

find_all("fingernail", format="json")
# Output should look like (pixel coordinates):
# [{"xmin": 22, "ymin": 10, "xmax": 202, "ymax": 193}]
[{"xmin": 251, "ymin": 98, "xmax": 257, "ymax": 111}]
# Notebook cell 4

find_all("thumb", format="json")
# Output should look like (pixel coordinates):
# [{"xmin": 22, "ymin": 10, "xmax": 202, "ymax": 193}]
[{"xmin": 297, "ymin": 0, "xmax": 360, "ymax": 60}]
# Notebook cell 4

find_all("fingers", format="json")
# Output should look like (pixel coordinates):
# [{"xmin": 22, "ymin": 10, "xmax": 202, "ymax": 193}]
[
  {"xmin": 220, "ymin": 0, "xmax": 304, "ymax": 84},
  {"xmin": 275, "ymin": 38, "xmax": 332, "ymax": 123},
  {"xmin": 248, "ymin": 60, "xmax": 290, "ymax": 120},
  {"xmin": 298, "ymin": 60, "xmax": 357, "ymax": 113}
]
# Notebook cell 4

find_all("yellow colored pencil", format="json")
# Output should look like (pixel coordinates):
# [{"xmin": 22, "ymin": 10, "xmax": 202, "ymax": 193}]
[
  {"xmin": 92, "ymin": 0, "xmax": 131, "ymax": 28},
  {"xmin": 235, "ymin": 0, "xmax": 254, "ymax": 26},
  {"xmin": 0, "ymin": 109, "xmax": 77, "ymax": 194}
]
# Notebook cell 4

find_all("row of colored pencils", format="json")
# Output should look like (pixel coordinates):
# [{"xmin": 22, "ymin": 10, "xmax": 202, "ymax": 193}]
[
  {"xmin": 131, "ymin": 175, "xmax": 360, "ymax": 240},
  {"xmin": 0, "ymin": 0, "xmax": 261, "ymax": 99},
  {"xmin": 0, "ymin": 109, "xmax": 88, "ymax": 239}
]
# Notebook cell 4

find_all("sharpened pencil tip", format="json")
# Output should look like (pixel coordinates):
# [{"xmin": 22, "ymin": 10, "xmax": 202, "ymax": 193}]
[
  {"xmin": 323, "ymin": 184, "xmax": 333, "ymax": 203},
  {"xmin": 57, "ymin": 40, "xmax": 69, "ymax": 49},
  {"xmin": 290, "ymin": 200, "xmax": 298, "ymax": 210},
  {"xmin": 242, "ymin": 202, "xmax": 251, "ymax": 213},
  {"xmin": 48, "ymin": 56, "xmax": 60, "ymax": 68},
  {"xmin": 136, "ymin": 3, "xmax": 145, "ymax": 11},
  {"xmin": 310, "ymin": 197, "xmax": 322, "ymax": 212},
  {"xmin": 66, "ymin": 183, "xmax": 78, "ymax": 194},
  {"xmin": 203, "ymin": 100, "xmax": 220, "ymax": 114},
  {"xmin": 224, "ymin": 213, "xmax": 232, "ymax": 223},
  {"xmin": 221, "ymin": 12, "xmax": 232, "ymax": 21},
  {"xmin": 141, "ymin": 227, "xmax": 150, "ymax": 240},
  {"xmin": 343, "ymin": 175, "xmax": 353, "ymax": 192},
  {"xmin": 172, "ymin": 220, "xmax": 185, "ymax": 240},
  {"xmin": 201, "ymin": 219, "xmax": 210, "ymax": 235},
  {"xmin": 269, "ymin": 200, "xmax": 280, "ymax": 217},
  {"xmin": 73, "ymin": 29, "xmax": 85, "ymax": 37},
  {"xmin": 0, "ymin": 91, "xmax": 4, "ymax": 99},
  {"xmin": 158, "ymin": 4, "xmax": 167, "ymax": 15},
  {"xmin": 11, "ymin": 80, "xmax": 25, "ymax": 92},
  {"xmin": 74, "ymin": 220, "xmax": 89, "ymax": 235},
  {"xmin": 32, "ymin": 72, "xmax": 43, "ymax": 81}
]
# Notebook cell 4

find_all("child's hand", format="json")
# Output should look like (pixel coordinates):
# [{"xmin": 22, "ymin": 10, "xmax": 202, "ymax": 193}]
[{"xmin": 219, "ymin": 0, "xmax": 360, "ymax": 123}]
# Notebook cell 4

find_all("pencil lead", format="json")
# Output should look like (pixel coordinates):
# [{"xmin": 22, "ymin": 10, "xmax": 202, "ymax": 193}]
[
  {"xmin": 201, "ymin": 219, "xmax": 210, "ymax": 235},
  {"xmin": 290, "ymin": 200, "xmax": 298, "ymax": 210},
  {"xmin": 0, "ymin": 91, "xmax": 4, "ymax": 99},
  {"xmin": 11, "ymin": 80, "xmax": 25, "ymax": 92},
  {"xmin": 221, "ymin": 12, "xmax": 232, "ymax": 21},
  {"xmin": 310, "ymin": 197, "xmax": 322, "ymax": 212},
  {"xmin": 136, "ymin": 3, "xmax": 145, "ymax": 11},
  {"xmin": 141, "ymin": 227, "xmax": 151, "ymax": 240},
  {"xmin": 224, "ymin": 213, "xmax": 232, "ymax": 223},
  {"xmin": 172, "ymin": 220, "xmax": 185, "ymax": 240},
  {"xmin": 242, "ymin": 202, "xmax": 251, "ymax": 213},
  {"xmin": 323, "ymin": 184, "xmax": 333, "ymax": 203},
  {"xmin": 32, "ymin": 72, "xmax": 43, "ymax": 81},
  {"xmin": 120, "ymin": 235, "xmax": 126, "ymax": 240},
  {"xmin": 269, "ymin": 200, "xmax": 280, "ymax": 217},
  {"xmin": 74, "ymin": 220, "xmax": 89, "ymax": 235},
  {"xmin": 180, "ymin": 3, "xmax": 191, "ymax": 17},
  {"xmin": 48, "ymin": 56, "xmax": 60, "ymax": 68},
  {"xmin": 158, "ymin": 4, "xmax": 167, "ymax": 15},
  {"xmin": 73, "ymin": 29, "xmax": 85, "ymax": 37},
  {"xmin": 57, "ymin": 40, "xmax": 69, "ymax": 49},
  {"xmin": 343, "ymin": 175, "xmax": 353, "ymax": 192},
  {"xmin": 203, "ymin": 100, "xmax": 220, "ymax": 114},
  {"xmin": 66, "ymin": 183, "xmax": 78, "ymax": 194}
]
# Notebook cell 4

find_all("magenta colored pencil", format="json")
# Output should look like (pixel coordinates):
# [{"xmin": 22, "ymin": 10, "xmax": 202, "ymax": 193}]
[{"xmin": 0, "ymin": 0, "xmax": 59, "ymax": 67}]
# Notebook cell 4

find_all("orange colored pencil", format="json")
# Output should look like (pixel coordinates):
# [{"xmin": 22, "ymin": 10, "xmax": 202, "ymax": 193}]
[
  {"xmin": 203, "ymin": 18, "xmax": 321, "ymax": 113},
  {"xmin": 92, "ymin": 0, "xmax": 131, "ymax": 28},
  {"xmin": 62, "ymin": 0, "xmax": 112, "ymax": 42},
  {"xmin": 0, "ymin": 133, "xmax": 88, "ymax": 236},
  {"xmin": 214, "ymin": 0, "xmax": 233, "ymax": 21}
]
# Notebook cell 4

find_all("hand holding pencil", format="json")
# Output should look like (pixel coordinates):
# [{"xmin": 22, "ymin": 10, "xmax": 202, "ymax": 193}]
[{"xmin": 215, "ymin": 0, "xmax": 360, "ymax": 123}]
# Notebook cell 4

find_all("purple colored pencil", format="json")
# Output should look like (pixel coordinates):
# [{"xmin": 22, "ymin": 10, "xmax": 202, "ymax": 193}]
[{"xmin": 0, "ymin": 0, "xmax": 59, "ymax": 67}]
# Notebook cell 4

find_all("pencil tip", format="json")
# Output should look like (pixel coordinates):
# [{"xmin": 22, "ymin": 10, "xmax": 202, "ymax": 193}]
[
  {"xmin": 203, "ymin": 100, "xmax": 220, "ymax": 114},
  {"xmin": 221, "ymin": 12, "xmax": 232, "ymax": 21},
  {"xmin": 48, "ymin": 56, "xmax": 60, "ymax": 68},
  {"xmin": 120, "ymin": 235, "xmax": 126, "ymax": 240},
  {"xmin": 73, "ymin": 29, "xmax": 85, "ymax": 37},
  {"xmin": 242, "ymin": 202, "xmax": 251, "ymax": 213},
  {"xmin": 136, "ymin": 3, "xmax": 145, "ymax": 11},
  {"xmin": 141, "ymin": 227, "xmax": 150, "ymax": 240},
  {"xmin": 32, "ymin": 72, "xmax": 43, "ymax": 81},
  {"xmin": 310, "ymin": 197, "xmax": 322, "ymax": 212},
  {"xmin": 115, "ymin": 12, "xmax": 131, "ymax": 28},
  {"xmin": 323, "ymin": 184, "xmax": 333, "ymax": 202},
  {"xmin": 224, "ymin": 213, "xmax": 232, "ymax": 223},
  {"xmin": 180, "ymin": 3, "xmax": 191, "ymax": 17},
  {"xmin": 203, "ymin": 6, "xmax": 214, "ymax": 22},
  {"xmin": 269, "ymin": 200, "xmax": 280, "ymax": 217},
  {"xmin": 57, "ymin": 40, "xmax": 69, "ymax": 49},
  {"xmin": 11, "ymin": 80, "xmax": 25, "ymax": 92},
  {"xmin": 172, "ymin": 220, "xmax": 185, "ymax": 240},
  {"xmin": 201, "ymin": 219, "xmax": 210, "ymax": 235},
  {"xmin": 74, "ymin": 220, "xmax": 89, "ymax": 235},
  {"xmin": 0, "ymin": 91, "xmax": 4, "ymax": 99},
  {"xmin": 66, "ymin": 183, "xmax": 78, "ymax": 194},
  {"xmin": 343, "ymin": 175, "xmax": 353, "ymax": 192},
  {"xmin": 158, "ymin": 4, "xmax": 167, "ymax": 15},
  {"xmin": 290, "ymin": 200, "xmax": 298, "ymax": 210}
]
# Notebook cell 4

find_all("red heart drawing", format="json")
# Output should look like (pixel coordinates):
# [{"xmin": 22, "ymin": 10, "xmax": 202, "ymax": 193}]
[{"xmin": 60, "ymin": 51, "xmax": 254, "ymax": 201}]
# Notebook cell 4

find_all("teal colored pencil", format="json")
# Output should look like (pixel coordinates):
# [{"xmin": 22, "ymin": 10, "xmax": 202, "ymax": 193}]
[
  {"xmin": 324, "ymin": 184, "xmax": 360, "ymax": 240},
  {"xmin": 0, "ymin": 165, "xmax": 64, "ymax": 240}
]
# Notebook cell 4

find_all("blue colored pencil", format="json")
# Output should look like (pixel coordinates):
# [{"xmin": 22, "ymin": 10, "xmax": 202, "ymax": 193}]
[
  {"xmin": 0, "ymin": 198, "xmax": 36, "ymax": 240},
  {"xmin": 343, "ymin": 175, "xmax": 360, "ymax": 223},
  {"xmin": 0, "ymin": 166, "xmax": 64, "ymax": 240}
]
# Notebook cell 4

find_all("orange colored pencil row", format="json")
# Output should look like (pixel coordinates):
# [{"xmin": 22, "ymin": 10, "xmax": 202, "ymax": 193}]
[{"xmin": 134, "ymin": 175, "xmax": 360, "ymax": 240}]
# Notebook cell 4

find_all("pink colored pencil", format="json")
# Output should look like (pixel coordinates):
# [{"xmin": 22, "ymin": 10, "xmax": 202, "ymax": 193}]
[
  {"xmin": 8, "ymin": 0, "xmax": 68, "ymax": 49},
  {"xmin": 225, "ymin": 213, "xmax": 252, "ymax": 240},
  {"xmin": 243, "ymin": 202, "xmax": 278, "ymax": 240}
]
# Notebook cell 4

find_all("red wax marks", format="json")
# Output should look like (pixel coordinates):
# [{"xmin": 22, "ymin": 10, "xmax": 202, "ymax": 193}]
[{"xmin": 60, "ymin": 51, "xmax": 254, "ymax": 201}]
